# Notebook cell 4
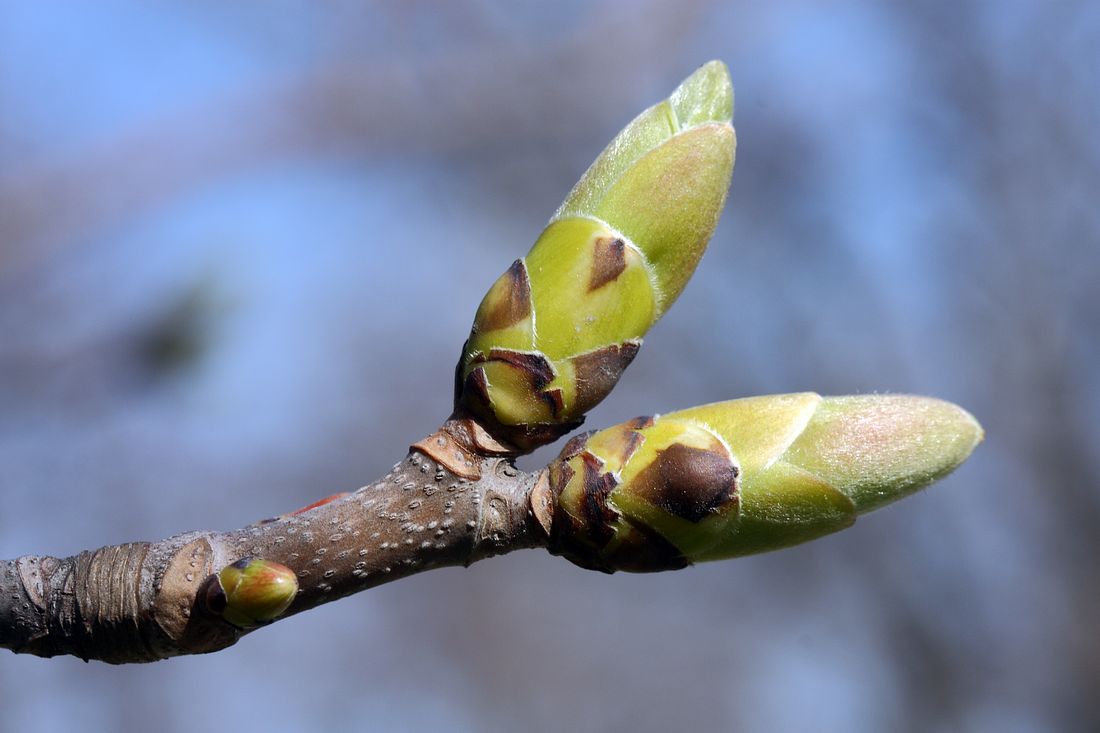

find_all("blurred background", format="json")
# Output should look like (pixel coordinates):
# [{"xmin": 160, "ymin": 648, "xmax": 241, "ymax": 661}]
[{"xmin": 1, "ymin": 1, "xmax": 1097, "ymax": 731}]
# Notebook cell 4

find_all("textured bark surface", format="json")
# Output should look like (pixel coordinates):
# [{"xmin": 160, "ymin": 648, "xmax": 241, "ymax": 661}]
[{"xmin": 0, "ymin": 421, "xmax": 545, "ymax": 663}]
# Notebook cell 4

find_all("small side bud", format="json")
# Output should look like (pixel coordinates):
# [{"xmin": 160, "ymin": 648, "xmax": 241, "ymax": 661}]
[{"xmin": 207, "ymin": 558, "xmax": 298, "ymax": 628}]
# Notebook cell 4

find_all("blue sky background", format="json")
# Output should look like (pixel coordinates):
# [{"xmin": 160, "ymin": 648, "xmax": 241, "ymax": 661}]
[{"xmin": 1, "ymin": 2, "xmax": 1098, "ymax": 731}]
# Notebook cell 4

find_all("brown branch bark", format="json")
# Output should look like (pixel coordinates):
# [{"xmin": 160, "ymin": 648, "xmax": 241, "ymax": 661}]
[{"xmin": 0, "ymin": 419, "xmax": 546, "ymax": 664}]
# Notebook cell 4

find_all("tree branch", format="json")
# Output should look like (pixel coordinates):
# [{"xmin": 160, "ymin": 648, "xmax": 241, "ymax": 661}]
[
  {"xmin": 0, "ymin": 418, "xmax": 544, "ymax": 663},
  {"xmin": 0, "ymin": 61, "xmax": 984, "ymax": 667}
]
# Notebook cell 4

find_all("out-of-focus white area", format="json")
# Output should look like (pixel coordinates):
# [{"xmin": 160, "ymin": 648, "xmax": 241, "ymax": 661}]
[{"xmin": 1, "ymin": 2, "xmax": 1097, "ymax": 731}]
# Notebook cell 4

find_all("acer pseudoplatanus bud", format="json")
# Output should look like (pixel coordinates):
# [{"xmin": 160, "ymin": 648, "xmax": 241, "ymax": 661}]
[
  {"xmin": 455, "ymin": 61, "xmax": 736, "ymax": 451},
  {"xmin": 533, "ymin": 393, "xmax": 983, "ymax": 573}
]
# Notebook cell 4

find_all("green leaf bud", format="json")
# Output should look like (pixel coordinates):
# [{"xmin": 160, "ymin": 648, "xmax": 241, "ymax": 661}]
[
  {"xmin": 456, "ymin": 62, "xmax": 736, "ymax": 451},
  {"xmin": 540, "ymin": 393, "xmax": 982, "ymax": 572},
  {"xmin": 206, "ymin": 558, "xmax": 299, "ymax": 628}
]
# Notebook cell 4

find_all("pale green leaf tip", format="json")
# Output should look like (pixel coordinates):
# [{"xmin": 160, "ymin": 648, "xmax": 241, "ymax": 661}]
[
  {"xmin": 554, "ymin": 61, "xmax": 734, "ymax": 223},
  {"xmin": 786, "ymin": 395, "xmax": 983, "ymax": 514},
  {"xmin": 669, "ymin": 60, "xmax": 734, "ymax": 127}
]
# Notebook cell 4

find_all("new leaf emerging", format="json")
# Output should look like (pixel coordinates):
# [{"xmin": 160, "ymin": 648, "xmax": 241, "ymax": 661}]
[
  {"xmin": 537, "ymin": 394, "xmax": 983, "ymax": 573},
  {"xmin": 455, "ymin": 62, "xmax": 736, "ymax": 451}
]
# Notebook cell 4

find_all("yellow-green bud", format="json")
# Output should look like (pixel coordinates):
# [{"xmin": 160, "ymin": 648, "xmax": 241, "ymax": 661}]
[
  {"xmin": 540, "ymin": 393, "xmax": 982, "ymax": 572},
  {"xmin": 206, "ymin": 558, "xmax": 299, "ymax": 628},
  {"xmin": 456, "ymin": 62, "xmax": 736, "ymax": 451}
]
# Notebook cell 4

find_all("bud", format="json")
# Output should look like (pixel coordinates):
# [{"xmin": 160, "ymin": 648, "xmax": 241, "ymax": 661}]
[
  {"xmin": 206, "ymin": 558, "xmax": 299, "ymax": 628},
  {"xmin": 456, "ymin": 62, "xmax": 736, "ymax": 451},
  {"xmin": 540, "ymin": 393, "xmax": 982, "ymax": 572}
]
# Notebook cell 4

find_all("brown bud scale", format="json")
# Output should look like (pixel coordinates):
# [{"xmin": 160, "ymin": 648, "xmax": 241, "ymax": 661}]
[
  {"xmin": 474, "ymin": 259, "xmax": 532, "ymax": 332},
  {"xmin": 580, "ymin": 452, "xmax": 619, "ymax": 545},
  {"xmin": 628, "ymin": 443, "xmax": 739, "ymax": 522},
  {"xmin": 570, "ymin": 340, "xmax": 642, "ymax": 414},
  {"xmin": 588, "ymin": 237, "xmax": 628, "ymax": 292},
  {"xmin": 486, "ymin": 349, "xmax": 556, "ymax": 390}
]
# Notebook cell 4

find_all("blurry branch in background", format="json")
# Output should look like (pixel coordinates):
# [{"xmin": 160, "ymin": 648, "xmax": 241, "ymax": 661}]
[
  {"xmin": 875, "ymin": 4, "xmax": 1100, "ymax": 721},
  {"xmin": 0, "ymin": 2, "xmax": 704, "ymax": 276},
  {"xmin": 0, "ymin": 62, "xmax": 979, "ymax": 664}
]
